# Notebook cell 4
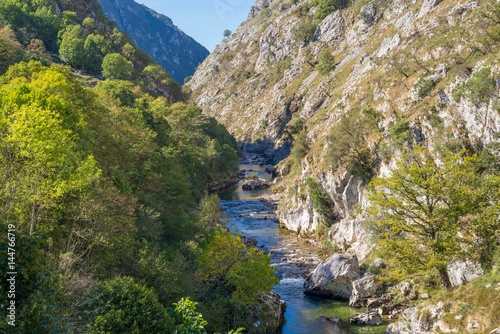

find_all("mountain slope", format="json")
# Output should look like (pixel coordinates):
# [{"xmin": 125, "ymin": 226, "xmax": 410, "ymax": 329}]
[
  {"xmin": 188, "ymin": 0, "xmax": 500, "ymax": 261},
  {"xmin": 97, "ymin": 0, "xmax": 209, "ymax": 83}
]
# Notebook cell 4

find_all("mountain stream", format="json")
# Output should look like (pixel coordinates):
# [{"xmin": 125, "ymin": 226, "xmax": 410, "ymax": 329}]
[{"xmin": 218, "ymin": 155, "xmax": 387, "ymax": 334}]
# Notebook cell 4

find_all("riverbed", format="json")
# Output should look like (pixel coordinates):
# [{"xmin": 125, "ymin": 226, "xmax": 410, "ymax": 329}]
[{"xmin": 219, "ymin": 155, "xmax": 388, "ymax": 333}]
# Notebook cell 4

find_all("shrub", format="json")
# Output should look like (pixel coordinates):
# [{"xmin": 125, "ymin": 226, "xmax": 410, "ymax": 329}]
[
  {"xmin": 291, "ymin": 131, "xmax": 310, "ymax": 165},
  {"xmin": 415, "ymin": 78, "xmax": 436, "ymax": 99},
  {"xmin": 316, "ymin": 49, "xmax": 335, "ymax": 75},
  {"xmin": 467, "ymin": 67, "xmax": 496, "ymax": 104},
  {"xmin": 102, "ymin": 53, "xmax": 135, "ymax": 80},
  {"xmin": 313, "ymin": 0, "xmax": 352, "ymax": 24},
  {"xmin": 292, "ymin": 20, "xmax": 316, "ymax": 45},
  {"xmin": 390, "ymin": 121, "xmax": 413, "ymax": 148},
  {"xmin": 86, "ymin": 277, "xmax": 171, "ymax": 334},
  {"xmin": 325, "ymin": 114, "xmax": 373, "ymax": 181}
]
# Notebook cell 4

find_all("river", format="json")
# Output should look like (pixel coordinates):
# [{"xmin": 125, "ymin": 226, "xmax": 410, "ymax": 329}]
[{"xmin": 219, "ymin": 155, "xmax": 388, "ymax": 334}]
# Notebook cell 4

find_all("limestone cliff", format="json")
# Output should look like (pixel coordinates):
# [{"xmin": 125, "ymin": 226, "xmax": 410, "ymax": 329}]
[{"xmin": 189, "ymin": 0, "xmax": 500, "ymax": 261}]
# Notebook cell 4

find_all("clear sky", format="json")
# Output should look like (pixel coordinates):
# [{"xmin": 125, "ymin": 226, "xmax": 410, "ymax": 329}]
[{"xmin": 138, "ymin": 0, "xmax": 256, "ymax": 51}]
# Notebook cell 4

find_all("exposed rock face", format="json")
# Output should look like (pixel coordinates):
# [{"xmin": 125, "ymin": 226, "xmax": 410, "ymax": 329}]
[
  {"xmin": 189, "ymin": 0, "xmax": 499, "ymax": 262},
  {"xmin": 447, "ymin": 259, "xmax": 483, "ymax": 286},
  {"xmin": 349, "ymin": 274, "xmax": 382, "ymax": 307},
  {"xmin": 255, "ymin": 291, "xmax": 286, "ymax": 333},
  {"xmin": 349, "ymin": 310, "xmax": 382, "ymax": 325},
  {"xmin": 386, "ymin": 302, "xmax": 454, "ymax": 334},
  {"xmin": 97, "ymin": 0, "xmax": 209, "ymax": 83},
  {"xmin": 303, "ymin": 253, "xmax": 360, "ymax": 300}
]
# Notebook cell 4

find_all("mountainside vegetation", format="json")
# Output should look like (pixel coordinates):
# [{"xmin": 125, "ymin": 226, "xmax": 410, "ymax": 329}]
[
  {"xmin": 96, "ymin": 0, "xmax": 210, "ymax": 84},
  {"xmin": 0, "ymin": 1, "xmax": 280, "ymax": 333},
  {"xmin": 0, "ymin": 0, "xmax": 183, "ymax": 100}
]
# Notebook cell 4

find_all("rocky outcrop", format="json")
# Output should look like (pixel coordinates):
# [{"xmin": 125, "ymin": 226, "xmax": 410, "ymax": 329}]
[
  {"xmin": 386, "ymin": 302, "xmax": 455, "ymax": 334},
  {"xmin": 255, "ymin": 291, "xmax": 286, "ymax": 333},
  {"xmin": 303, "ymin": 253, "xmax": 360, "ymax": 299},
  {"xmin": 447, "ymin": 259, "xmax": 483, "ymax": 286},
  {"xmin": 349, "ymin": 274, "xmax": 383, "ymax": 307},
  {"xmin": 349, "ymin": 310, "xmax": 382, "ymax": 326}
]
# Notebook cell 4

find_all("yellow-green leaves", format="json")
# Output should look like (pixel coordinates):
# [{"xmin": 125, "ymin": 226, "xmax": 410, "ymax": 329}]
[
  {"xmin": 0, "ymin": 62, "xmax": 101, "ymax": 232},
  {"xmin": 366, "ymin": 146, "xmax": 490, "ymax": 288},
  {"xmin": 197, "ymin": 232, "xmax": 278, "ymax": 305}
]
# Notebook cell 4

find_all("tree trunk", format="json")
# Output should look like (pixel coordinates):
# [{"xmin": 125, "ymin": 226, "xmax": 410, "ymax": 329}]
[{"xmin": 438, "ymin": 266, "xmax": 452, "ymax": 290}]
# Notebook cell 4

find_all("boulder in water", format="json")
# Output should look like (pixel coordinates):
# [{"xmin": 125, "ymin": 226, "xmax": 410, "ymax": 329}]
[
  {"xmin": 242, "ymin": 178, "xmax": 270, "ymax": 190},
  {"xmin": 241, "ymin": 235, "xmax": 258, "ymax": 246},
  {"xmin": 303, "ymin": 253, "xmax": 361, "ymax": 300}
]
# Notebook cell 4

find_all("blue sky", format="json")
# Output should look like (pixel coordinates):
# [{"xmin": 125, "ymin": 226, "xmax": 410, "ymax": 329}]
[{"xmin": 138, "ymin": 0, "xmax": 256, "ymax": 51}]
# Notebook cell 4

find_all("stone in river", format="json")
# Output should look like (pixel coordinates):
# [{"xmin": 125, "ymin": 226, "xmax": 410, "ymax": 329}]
[{"xmin": 303, "ymin": 253, "xmax": 361, "ymax": 300}]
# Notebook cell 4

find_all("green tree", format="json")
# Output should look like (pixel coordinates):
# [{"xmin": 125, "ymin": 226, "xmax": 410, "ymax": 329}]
[
  {"xmin": 223, "ymin": 29, "xmax": 232, "ymax": 38},
  {"xmin": 292, "ymin": 19, "xmax": 316, "ymax": 45},
  {"xmin": 59, "ymin": 25, "xmax": 85, "ymax": 68},
  {"xmin": 466, "ymin": 67, "xmax": 496, "ymax": 104},
  {"xmin": 82, "ymin": 17, "xmax": 96, "ymax": 31},
  {"xmin": 325, "ymin": 114, "xmax": 372, "ymax": 180},
  {"xmin": 168, "ymin": 298, "xmax": 208, "ymax": 334},
  {"xmin": 199, "ymin": 195, "xmax": 226, "ymax": 229},
  {"xmin": 0, "ymin": 62, "xmax": 101, "ymax": 234},
  {"xmin": 101, "ymin": 53, "xmax": 135, "ymax": 80},
  {"xmin": 197, "ymin": 231, "xmax": 278, "ymax": 305},
  {"xmin": 313, "ymin": 0, "xmax": 351, "ymax": 23},
  {"xmin": 366, "ymin": 146, "xmax": 495, "ymax": 289},
  {"xmin": 316, "ymin": 49, "xmax": 334, "ymax": 75},
  {"xmin": 83, "ymin": 34, "xmax": 106, "ymax": 73},
  {"xmin": 0, "ymin": 225, "xmax": 67, "ymax": 334},
  {"xmin": 86, "ymin": 277, "xmax": 170, "ymax": 334}
]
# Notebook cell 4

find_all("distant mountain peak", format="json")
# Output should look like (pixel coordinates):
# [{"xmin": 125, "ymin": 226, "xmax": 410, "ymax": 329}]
[{"xmin": 97, "ymin": 0, "xmax": 209, "ymax": 83}]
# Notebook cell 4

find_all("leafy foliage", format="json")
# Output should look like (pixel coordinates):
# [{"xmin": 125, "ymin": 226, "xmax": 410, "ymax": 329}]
[
  {"xmin": 102, "ymin": 53, "xmax": 136, "ymax": 80},
  {"xmin": 316, "ymin": 48, "xmax": 335, "ymax": 75},
  {"xmin": 366, "ymin": 146, "xmax": 500, "ymax": 289},
  {"xmin": 325, "ymin": 113, "xmax": 373, "ymax": 180},
  {"xmin": 292, "ymin": 19, "xmax": 317, "ymax": 45},
  {"xmin": 86, "ymin": 277, "xmax": 170, "ymax": 334},
  {"xmin": 291, "ymin": 130, "xmax": 310, "ymax": 165},
  {"xmin": 197, "ymin": 231, "xmax": 279, "ymax": 305},
  {"xmin": 313, "ymin": 0, "xmax": 352, "ymax": 24},
  {"xmin": 303, "ymin": 178, "xmax": 337, "ymax": 241},
  {"xmin": 466, "ymin": 67, "xmax": 496, "ymax": 104},
  {"xmin": 0, "ymin": 60, "xmax": 241, "ymax": 332}
]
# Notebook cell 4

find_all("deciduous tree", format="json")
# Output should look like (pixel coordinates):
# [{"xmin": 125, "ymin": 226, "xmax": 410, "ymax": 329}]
[{"xmin": 366, "ymin": 146, "xmax": 497, "ymax": 289}]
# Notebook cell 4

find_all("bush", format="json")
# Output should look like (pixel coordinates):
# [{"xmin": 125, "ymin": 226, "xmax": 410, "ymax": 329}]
[
  {"xmin": 316, "ymin": 49, "xmax": 334, "ymax": 75},
  {"xmin": 325, "ymin": 114, "xmax": 373, "ymax": 180},
  {"xmin": 313, "ymin": 0, "xmax": 352, "ymax": 23},
  {"xmin": 291, "ymin": 131, "xmax": 310, "ymax": 165},
  {"xmin": 102, "ymin": 53, "xmax": 135, "ymax": 80},
  {"xmin": 415, "ymin": 78, "xmax": 436, "ymax": 99},
  {"xmin": 391, "ymin": 121, "xmax": 413, "ymax": 149},
  {"xmin": 86, "ymin": 277, "xmax": 170, "ymax": 334},
  {"xmin": 467, "ymin": 67, "xmax": 496, "ymax": 104},
  {"xmin": 292, "ymin": 20, "xmax": 316, "ymax": 45},
  {"xmin": 304, "ymin": 178, "xmax": 336, "ymax": 223}
]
